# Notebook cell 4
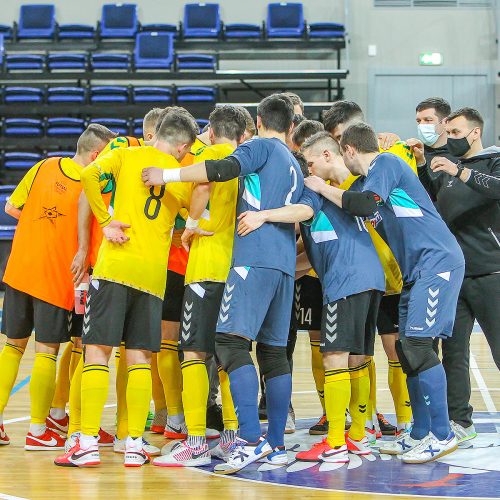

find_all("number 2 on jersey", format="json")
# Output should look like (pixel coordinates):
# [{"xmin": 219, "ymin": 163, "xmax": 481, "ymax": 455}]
[
  {"xmin": 144, "ymin": 186, "xmax": 165, "ymax": 220},
  {"xmin": 285, "ymin": 166, "xmax": 298, "ymax": 205}
]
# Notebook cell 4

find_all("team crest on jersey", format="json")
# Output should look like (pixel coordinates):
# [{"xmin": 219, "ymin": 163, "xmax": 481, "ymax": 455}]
[
  {"xmin": 54, "ymin": 181, "xmax": 67, "ymax": 195},
  {"xmin": 36, "ymin": 206, "xmax": 66, "ymax": 224}
]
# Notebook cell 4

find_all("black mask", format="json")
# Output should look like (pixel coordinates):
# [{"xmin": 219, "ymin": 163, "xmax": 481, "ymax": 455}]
[{"xmin": 447, "ymin": 129, "xmax": 474, "ymax": 157}]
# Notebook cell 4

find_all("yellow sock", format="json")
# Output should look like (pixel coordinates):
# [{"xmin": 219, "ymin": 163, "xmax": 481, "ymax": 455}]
[
  {"xmin": 158, "ymin": 340, "xmax": 183, "ymax": 415},
  {"xmin": 115, "ymin": 345, "xmax": 129, "ymax": 440},
  {"xmin": 349, "ymin": 361, "xmax": 371, "ymax": 441},
  {"xmin": 388, "ymin": 360, "xmax": 412, "ymax": 426},
  {"xmin": 68, "ymin": 356, "xmax": 83, "ymax": 436},
  {"xmin": 81, "ymin": 364, "xmax": 109, "ymax": 437},
  {"xmin": 0, "ymin": 343, "xmax": 25, "ymax": 414},
  {"xmin": 30, "ymin": 353, "xmax": 57, "ymax": 424},
  {"xmin": 181, "ymin": 360, "xmax": 208, "ymax": 436},
  {"xmin": 151, "ymin": 352, "xmax": 166, "ymax": 411},
  {"xmin": 310, "ymin": 340, "xmax": 325, "ymax": 412},
  {"xmin": 51, "ymin": 342, "xmax": 72, "ymax": 411},
  {"xmin": 324, "ymin": 368, "xmax": 351, "ymax": 447},
  {"xmin": 218, "ymin": 367, "xmax": 238, "ymax": 431},
  {"xmin": 69, "ymin": 344, "xmax": 83, "ymax": 381},
  {"xmin": 126, "ymin": 364, "xmax": 152, "ymax": 438},
  {"xmin": 367, "ymin": 356, "xmax": 377, "ymax": 423}
]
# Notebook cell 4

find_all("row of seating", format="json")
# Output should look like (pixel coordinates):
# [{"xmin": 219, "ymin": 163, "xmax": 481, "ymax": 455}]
[
  {"xmin": 0, "ymin": 85, "xmax": 215, "ymax": 104},
  {"xmin": 0, "ymin": 185, "xmax": 17, "ymax": 240},
  {"xmin": 1, "ymin": 3, "xmax": 344, "ymax": 41}
]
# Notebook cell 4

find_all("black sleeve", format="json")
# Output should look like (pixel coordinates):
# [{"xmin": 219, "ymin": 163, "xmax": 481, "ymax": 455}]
[
  {"xmin": 205, "ymin": 157, "xmax": 241, "ymax": 182},
  {"xmin": 464, "ymin": 166, "xmax": 500, "ymax": 199},
  {"xmin": 417, "ymin": 163, "xmax": 437, "ymax": 201},
  {"xmin": 342, "ymin": 190, "xmax": 378, "ymax": 217}
]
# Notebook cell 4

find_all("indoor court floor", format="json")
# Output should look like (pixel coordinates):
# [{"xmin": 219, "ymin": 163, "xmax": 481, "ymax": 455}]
[{"xmin": 0, "ymin": 323, "xmax": 498, "ymax": 500}]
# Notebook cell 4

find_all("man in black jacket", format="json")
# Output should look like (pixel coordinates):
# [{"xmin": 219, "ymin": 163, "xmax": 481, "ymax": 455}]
[{"xmin": 410, "ymin": 107, "xmax": 500, "ymax": 445}]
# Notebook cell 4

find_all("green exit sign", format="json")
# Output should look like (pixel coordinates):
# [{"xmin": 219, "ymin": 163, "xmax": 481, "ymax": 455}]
[{"xmin": 419, "ymin": 53, "xmax": 443, "ymax": 66}]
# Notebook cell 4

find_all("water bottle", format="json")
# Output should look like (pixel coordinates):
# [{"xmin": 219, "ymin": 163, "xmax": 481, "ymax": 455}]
[{"xmin": 74, "ymin": 273, "xmax": 90, "ymax": 315}]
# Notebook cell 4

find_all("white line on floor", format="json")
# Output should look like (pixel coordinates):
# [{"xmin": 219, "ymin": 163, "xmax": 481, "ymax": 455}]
[
  {"xmin": 470, "ymin": 353, "xmax": 497, "ymax": 413},
  {"xmin": 0, "ymin": 494, "xmax": 29, "ymax": 500}
]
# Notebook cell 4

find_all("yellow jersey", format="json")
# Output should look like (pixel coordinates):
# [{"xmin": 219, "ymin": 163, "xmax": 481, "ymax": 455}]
[
  {"xmin": 99, "ymin": 136, "xmax": 144, "ymax": 158},
  {"xmin": 81, "ymin": 146, "xmax": 191, "ymax": 298},
  {"xmin": 184, "ymin": 143, "xmax": 238, "ymax": 285}
]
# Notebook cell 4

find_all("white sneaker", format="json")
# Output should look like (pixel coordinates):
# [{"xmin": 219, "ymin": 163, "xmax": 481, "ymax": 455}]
[
  {"xmin": 450, "ymin": 421, "xmax": 477, "ymax": 444},
  {"xmin": 379, "ymin": 428, "xmax": 421, "ymax": 455},
  {"xmin": 124, "ymin": 436, "xmax": 150, "ymax": 467},
  {"xmin": 153, "ymin": 440, "xmax": 211, "ymax": 467},
  {"xmin": 259, "ymin": 447, "xmax": 288, "ymax": 465},
  {"xmin": 213, "ymin": 437, "xmax": 272, "ymax": 475},
  {"xmin": 285, "ymin": 408, "xmax": 295, "ymax": 434},
  {"xmin": 211, "ymin": 441, "xmax": 235, "ymax": 462},
  {"xmin": 206, "ymin": 428, "xmax": 220, "ymax": 440},
  {"xmin": 402, "ymin": 432, "xmax": 458, "ymax": 464},
  {"xmin": 164, "ymin": 417, "xmax": 188, "ymax": 440},
  {"xmin": 346, "ymin": 435, "xmax": 372, "ymax": 455},
  {"xmin": 64, "ymin": 432, "xmax": 79, "ymax": 453},
  {"xmin": 114, "ymin": 436, "xmax": 160, "ymax": 456}
]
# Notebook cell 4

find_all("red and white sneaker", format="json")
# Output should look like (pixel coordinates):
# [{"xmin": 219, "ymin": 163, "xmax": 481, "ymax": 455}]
[
  {"xmin": 150, "ymin": 408, "xmax": 167, "ymax": 434},
  {"xmin": 54, "ymin": 435, "xmax": 100, "ymax": 467},
  {"xmin": 365, "ymin": 426, "xmax": 377, "ymax": 446},
  {"xmin": 25, "ymin": 428, "xmax": 66, "ymax": 451},
  {"xmin": 346, "ymin": 435, "xmax": 372, "ymax": 455},
  {"xmin": 154, "ymin": 440, "xmax": 210, "ymax": 467},
  {"xmin": 124, "ymin": 436, "xmax": 150, "ymax": 467},
  {"xmin": 164, "ymin": 417, "xmax": 188, "ymax": 440},
  {"xmin": 296, "ymin": 439, "xmax": 331, "ymax": 462},
  {"xmin": 46, "ymin": 413, "xmax": 69, "ymax": 437},
  {"xmin": 320, "ymin": 443, "xmax": 349, "ymax": 463},
  {"xmin": 98, "ymin": 428, "xmax": 114, "ymax": 447},
  {"xmin": 0, "ymin": 425, "xmax": 10, "ymax": 445}
]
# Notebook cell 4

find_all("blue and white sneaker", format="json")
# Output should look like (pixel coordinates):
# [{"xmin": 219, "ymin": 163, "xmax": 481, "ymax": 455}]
[
  {"xmin": 379, "ymin": 428, "xmax": 419, "ymax": 455},
  {"xmin": 259, "ymin": 446, "xmax": 288, "ymax": 465},
  {"xmin": 402, "ymin": 432, "xmax": 458, "ymax": 464},
  {"xmin": 214, "ymin": 436, "xmax": 272, "ymax": 474}
]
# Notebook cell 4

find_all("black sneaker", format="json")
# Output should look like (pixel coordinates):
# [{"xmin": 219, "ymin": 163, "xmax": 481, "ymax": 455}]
[
  {"xmin": 258, "ymin": 395, "xmax": 267, "ymax": 421},
  {"xmin": 309, "ymin": 414, "xmax": 328, "ymax": 435},
  {"xmin": 377, "ymin": 412, "xmax": 396, "ymax": 436},
  {"xmin": 206, "ymin": 403, "xmax": 224, "ymax": 432}
]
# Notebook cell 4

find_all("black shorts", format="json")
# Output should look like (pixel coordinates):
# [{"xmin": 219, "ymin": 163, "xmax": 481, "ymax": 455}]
[
  {"xmin": 162, "ymin": 270, "xmax": 185, "ymax": 322},
  {"xmin": 320, "ymin": 290, "xmax": 382, "ymax": 355},
  {"xmin": 1, "ymin": 284, "xmax": 71, "ymax": 344},
  {"xmin": 294, "ymin": 275, "xmax": 322, "ymax": 331},
  {"xmin": 377, "ymin": 293, "xmax": 400, "ymax": 335},
  {"xmin": 82, "ymin": 279, "xmax": 162, "ymax": 352},
  {"xmin": 70, "ymin": 313, "xmax": 84, "ymax": 338},
  {"xmin": 180, "ymin": 281, "xmax": 225, "ymax": 355}
]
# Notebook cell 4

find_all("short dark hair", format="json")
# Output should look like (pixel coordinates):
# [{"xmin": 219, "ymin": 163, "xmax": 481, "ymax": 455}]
[
  {"xmin": 292, "ymin": 151, "xmax": 308, "ymax": 177},
  {"xmin": 292, "ymin": 120, "xmax": 324, "ymax": 148},
  {"xmin": 236, "ymin": 106, "xmax": 256, "ymax": 137},
  {"xmin": 416, "ymin": 97, "xmax": 451, "ymax": 121},
  {"xmin": 322, "ymin": 101, "xmax": 364, "ymax": 133},
  {"xmin": 293, "ymin": 114, "xmax": 306, "ymax": 127},
  {"xmin": 209, "ymin": 105, "xmax": 247, "ymax": 142},
  {"xmin": 156, "ymin": 111, "xmax": 199, "ymax": 146},
  {"xmin": 340, "ymin": 122, "xmax": 379, "ymax": 154},
  {"xmin": 283, "ymin": 92, "xmax": 304, "ymax": 114},
  {"xmin": 257, "ymin": 94, "xmax": 294, "ymax": 133},
  {"xmin": 447, "ymin": 107, "xmax": 484, "ymax": 134}
]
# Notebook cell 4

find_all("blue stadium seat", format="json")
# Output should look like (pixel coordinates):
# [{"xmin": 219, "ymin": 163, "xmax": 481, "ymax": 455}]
[
  {"xmin": 183, "ymin": 3, "xmax": 221, "ymax": 39},
  {"xmin": 141, "ymin": 24, "xmax": 178, "ymax": 38},
  {"xmin": 132, "ymin": 118, "xmax": 143, "ymax": 136},
  {"xmin": 3, "ymin": 87, "xmax": 44, "ymax": 103},
  {"xmin": 6, "ymin": 54, "xmax": 44, "ymax": 71},
  {"xmin": 91, "ymin": 53, "xmax": 130, "ymax": 70},
  {"xmin": 134, "ymin": 32, "xmax": 174, "ymax": 70},
  {"xmin": 47, "ymin": 87, "xmax": 86, "ymax": 103},
  {"xmin": 196, "ymin": 118, "xmax": 209, "ymax": 132},
  {"xmin": 0, "ymin": 35, "xmax": 3, "ymax": 67},
  {"xmin": 17, "ymin": 4, "xmax": 56, "ymax": 39},
  {"xmin": 267, "ymin": 3, "xmax": 305, "ymax": 38},
  {"xmin": 176, "ymin": 86, "xmax": 216, "ymax": 103},
  {"xmin": 3, "ymin": 152, "xmax": 42, "ymax": 169},
  {"xmin": 100, "ymin": 4, "xmax": 138, "ymax": 39},
  {"xmin": 90, "ymin": 85, "xmax": 129, "ymax": 103},
  {"xmin": 132, "ymin": 86, "xmax": 172, "ymax": 103},
  {"xmin": 224, "ymin": 23, "xmax": 261, "ymax": 39},
  {"xmin": 3, "ymin": 119, "xmax": 44, "ymax": 137},
  {"xmin": 90, "ymin": 118, "xmax": 129, "ymax": 135},
  {"xmin": 0, "ymin": 186, "xmax": 18, "ymax": 239},
  {"xmin": 0, "ymin": 25, "xmax": 13, "ymax": 40},
  {"xmin": 46, "ymin": 118, "xmax": 85, "ymax": 136},
  {"xmin": 47, "ymin": 53, "xmax": 87, "ymax": 71},
  {"xmin": 58, "ymin": 24, "xmax": 96, "ymax": 39},
  {"xmin": 308, "ymin": 22, "xmax": 344, "ymax": 38},
  {"xmin": 176, "ymin": 54, "xmax": 216, "ymax": 70},
  {"xmin": 47, "ymin": 150, "xmax": 75, "ymax": 157}
]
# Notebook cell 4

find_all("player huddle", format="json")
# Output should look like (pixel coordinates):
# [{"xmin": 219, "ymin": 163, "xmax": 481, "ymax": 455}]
[{"xmin": 0, "ymin": 92, "xmax": 495, "ymax": 475}]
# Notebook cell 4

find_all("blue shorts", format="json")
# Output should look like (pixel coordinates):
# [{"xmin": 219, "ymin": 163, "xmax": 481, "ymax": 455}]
[
  {"xmin": 216, "ymin": 266, "xmax": 294, "ymax": 347},
  {"xmin": 399, "ymin": 265, "xmax": 465, "ymax": 339}
]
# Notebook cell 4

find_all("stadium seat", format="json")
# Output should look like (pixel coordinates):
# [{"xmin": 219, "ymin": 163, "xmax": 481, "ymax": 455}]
[
  {"xmin": 47, "ymin": 53, "xmax": 87, "ymax": 71},
  {"xmin": 224, "ymin": 23, "xmax": 261, "ymax": 38},
  {"xmin": 100, "ymin": 3, "xmax": 138, "ymax": 39},
  {"xmin": 176, "ymin": 54, "xmax": 216, "ymax": 70},
  {"xmin": 6, "ymin": 54, "xmax": 45, "ymax": 71},
  {"xmin": 0, "ymin": 25, "xmax": 13, "ymax": 40},
  {"xmin": 90, "ymin": 118, "xmax": 129, "ymax": 135},
  {"xmin": 46, "ymin": 117, "xmax": 85, "ymax": 136},
  {"xmin": 90, "ymin": 85, "xmax": 129, "ymax": 103},
  {"xmin": 141, "ymin": 24, "xmax": 178, "ymax": 38},
  {"xmin": 176, "ymin": 86, "xmax": 216, "ymax": 102},
  {"xmin": 3, "ymin": 87, "xmax": 44, "ymax": 103},
  {"xmin": 132, "ymin": 118, "xmax": 143, "ymax": 136},
  {"xmin": 132, "ymin": 86, "xmax": 172, "ymax": 103},
  {"xmin": 134, "ymin": 32, "xmax": 174, "ymax": 70},
  {"xmin": 46, "ymin": 150, "xmax": 75, "ymax": 157},
  {"xmin": 0, "ymin": 35, "xmax": 3, "ymax": 67},
  {"xmin": 91, "ymin": 53, "xmax": 130, "ymax": 70},
  {"xmin": 267, "ymin": 3, "xmax": 305, "ymax": 38},
  {"xmin": 183, "ymin": 3, "xmax": 221, "ymax": 39},
  {"xmin": 308, "ymin": 22, "xmax": 345, "ymax": 38},
  {"xmin": 3, "ymin": 152, "xmax": 42, "ymax": 169},
  {"xmin": 58, "ymin": 24, "xmax": 96, "ymax": 39},
  {"xmin": 17, "ymin": 4, "xmax": 56, "ymax": 39},
  {"xmin": 0, "ymin": 187, "xmax": 17, "ymax": 240},
  {"xmin": 196, "ymin": 118, "xmax": 209, "ymax": 132},
  {"xmin": 47, "ymin": 86, "xmax": 86, "ymax": 103},
  {"xmin": 3, "ymin": 119, "xmax": 44, "ymax": 137}
]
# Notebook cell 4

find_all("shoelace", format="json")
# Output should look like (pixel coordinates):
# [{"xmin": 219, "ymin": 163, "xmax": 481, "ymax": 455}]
[
  {"xmin": 317, "ymin": 415, "xmax": 327, "ymax": 425},
  {"xmin": 408, "ymin": 435, "xmax": 433, "ymax": 453}
]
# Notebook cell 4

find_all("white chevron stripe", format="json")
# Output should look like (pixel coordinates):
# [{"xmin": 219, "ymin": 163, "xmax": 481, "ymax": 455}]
[
  {"xmin": 426, "ymin": 318, "xmax": 436, "ymax": 327},
  {"xmin": 185, "ymin": 302, "xmax": 193, "ymax": 312},
  {"xmin": 428, "ymin": 298, "xmax": 438, "ymax": 308},
  {"xmin": 426, "ymin": 308, "xmax": 437, "ymax": 318},
  {"xmin": 220, "ymin": 302, "xmax": 230, "ymax": 313},
  {"xmin": 226, "ymin": 283, "xmax": 235, "ymax": 293},
  {"xmin": 219, "ymin": 313, "xmax": 228, "ymax": 323},
  {"xmin": 429, "ymin": 287, "xmax": 440, "ymax": 298}
]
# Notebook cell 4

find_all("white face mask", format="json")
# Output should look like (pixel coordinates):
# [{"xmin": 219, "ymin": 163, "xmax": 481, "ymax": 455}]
[{"xmin": 417, "ymin": 124, "xmax": 440, "ymax": 147}]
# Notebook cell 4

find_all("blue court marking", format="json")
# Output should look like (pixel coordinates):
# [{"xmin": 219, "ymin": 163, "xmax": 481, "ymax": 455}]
[{"xmin": 10, "ymin": 376, "xmax": 30, "ymax": 396}]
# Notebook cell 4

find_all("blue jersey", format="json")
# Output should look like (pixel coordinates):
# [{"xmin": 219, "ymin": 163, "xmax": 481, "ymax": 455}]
[
  {"xmin": 360, "ymin": 153, "xmax": 464, "ymax": 283},
  {"xmin": 230, "ymin": 137, "xmax": 304, "ymax": 277},
  {"xmin": 299, "ymin": 188, "xmax": 385, "ymax": 304}
]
